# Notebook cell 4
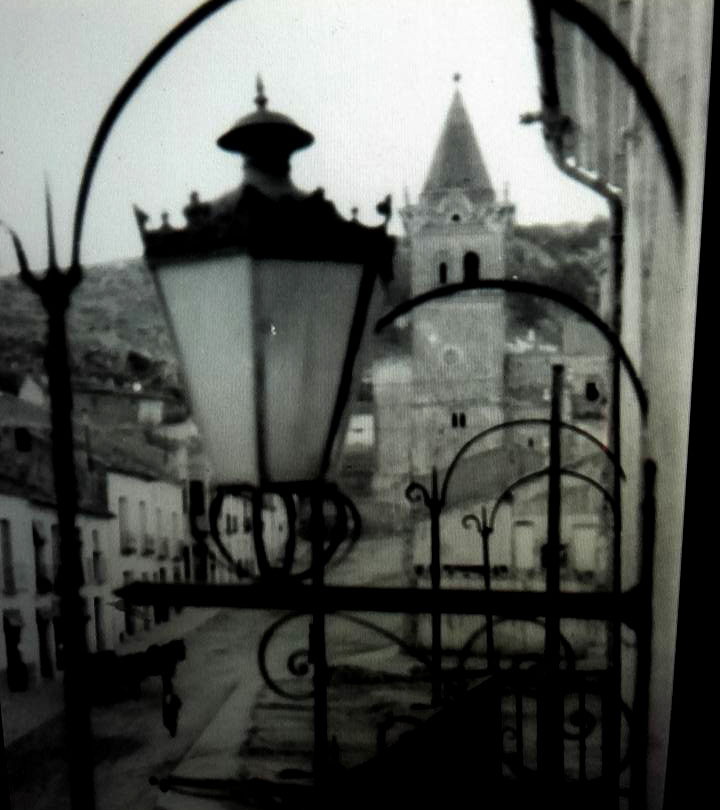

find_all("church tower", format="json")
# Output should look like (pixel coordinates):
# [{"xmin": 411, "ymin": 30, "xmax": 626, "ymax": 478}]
[{"xmin": 400, "ymin": 78, "xmax": 515, "ymax": 474}]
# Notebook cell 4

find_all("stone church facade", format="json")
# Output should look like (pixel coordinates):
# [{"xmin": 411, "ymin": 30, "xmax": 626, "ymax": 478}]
[{"xmin": 374, "ymin": 83, "xmax": 516, "ymax": 491}]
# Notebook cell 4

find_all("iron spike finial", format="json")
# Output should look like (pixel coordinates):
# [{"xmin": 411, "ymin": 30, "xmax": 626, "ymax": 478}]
[
  {"xmin": 255, "ymin": 74, "xmax": 268, "ymax": 110},
  {"xmin": 44, "ymin": 176, "xmax": 58, "ymax": 270},
  {"xmin": 0, "ymin": 219, "xmax": 35, "ymax": 290}
]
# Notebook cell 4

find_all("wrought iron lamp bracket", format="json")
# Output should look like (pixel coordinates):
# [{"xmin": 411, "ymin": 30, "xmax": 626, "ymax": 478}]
[{"xmin": 207, "ymin": 480, "xmax": 361, "ymax": 583}]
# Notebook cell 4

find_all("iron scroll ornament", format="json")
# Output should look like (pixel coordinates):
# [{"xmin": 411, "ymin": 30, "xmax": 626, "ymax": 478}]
[
  {"xmin": 256, "ymin": 611, "xmax": 433, "ymax": 701},
  {"xmin": 207, "ymin": 483, "xmax": 362, "ymax": 581}
]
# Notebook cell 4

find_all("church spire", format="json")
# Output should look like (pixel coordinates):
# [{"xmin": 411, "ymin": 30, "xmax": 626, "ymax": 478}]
[{"xmin": 420, "ymin": 78, "xmax": 495, "ymax": 206}]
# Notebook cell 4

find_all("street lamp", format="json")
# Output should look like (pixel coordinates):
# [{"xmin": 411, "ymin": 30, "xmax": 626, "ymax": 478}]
[
  {"xmin": 138, "ymin": 78, "xmax": 394, "ymax": 488},
  {"xmin": 135, "ymin": 77, "xmax": 394, "ymax": 784}
]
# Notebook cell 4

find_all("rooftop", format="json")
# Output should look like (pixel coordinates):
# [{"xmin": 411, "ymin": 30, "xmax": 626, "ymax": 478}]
[{"xmin": 420, "ymin": 84, "xmax": 495, "ymax": 206}]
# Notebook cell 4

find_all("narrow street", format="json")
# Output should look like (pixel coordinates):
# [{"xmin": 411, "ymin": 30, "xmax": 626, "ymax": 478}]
[{"xmin": 5, "ymin": 608, "xmax": 278, "ymax": 810}]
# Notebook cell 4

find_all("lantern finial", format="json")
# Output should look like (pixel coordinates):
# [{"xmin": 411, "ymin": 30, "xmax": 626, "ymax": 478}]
[{"xmin": 255, "ymin": 75, "xmax": 268, "ymax": 110}]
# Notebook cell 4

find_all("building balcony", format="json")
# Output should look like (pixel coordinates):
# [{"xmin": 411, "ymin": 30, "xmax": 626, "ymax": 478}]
[
  {"xmin": 120, "ymin": 532, "xmax": 138, "ymax": 555},
  {"xmin": 92, "ymin": 552, "xmax": 107, "ymax": 584},
  {"xmin": 141, "ymin": 535, "xmax": 156, "ymax": 556}
]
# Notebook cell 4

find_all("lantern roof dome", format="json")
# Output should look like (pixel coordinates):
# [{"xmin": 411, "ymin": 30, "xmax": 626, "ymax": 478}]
[
  {"xmin": 135, "ymin": 75, "xmax": 394, "ymax": 283},
  {"xmin": 217, "ymin": 76, "xmax": 314, "ymax": 158}
]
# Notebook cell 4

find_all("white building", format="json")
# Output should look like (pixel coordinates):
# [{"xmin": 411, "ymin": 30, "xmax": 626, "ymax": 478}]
[{"xmin": 0, "ymin": 391, "xmax": 196, "ymax": 692}]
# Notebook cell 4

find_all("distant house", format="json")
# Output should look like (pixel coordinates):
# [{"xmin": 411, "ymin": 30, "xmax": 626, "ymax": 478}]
[
  {"xmin": 0, "ymin": 392, "xmax": 198, "ymax": 691},
  {"xmin": 73, "ymin": 382, "xmax": 178, "ymax": 426},
  {"xmin": 0, "ymin": 399, "xmax": 115, "ymax": 690},
  {"xmin": 410, "ymin": 447, "xmax": 612, "ymax": 659},
  {"xmin": 0, "ymin": 372, "xmax": 48, "ymax": 409}
]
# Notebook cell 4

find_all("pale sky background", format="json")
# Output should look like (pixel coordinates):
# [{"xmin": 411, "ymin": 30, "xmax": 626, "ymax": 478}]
[{"xmin": 0, "ymin": 0, "xmax": 607, "ymax": 274}]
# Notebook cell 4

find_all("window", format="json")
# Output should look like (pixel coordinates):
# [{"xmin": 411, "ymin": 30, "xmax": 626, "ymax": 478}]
[
  {"xmin": 1, "ymin": 520, "xmax": 15, "ymax": 594},
  {"xmin": 451, "ymin": 412, "xmax": 467, "ymax": 429},
  {"xmin": 76, "ymin": 527, "xmax": 84, "ymax": 586},
  {"xmin": 572, "ymin": 524, "xmax": 600, "ymax": 575},
  {"xmin": 512, "ymin": 521, "xmax": 535, "ymax": 570},
  {"xmin": 189, "ymin": 480, "xmax": 205, "ymax": 517},
  {"xmin": 463, "ymin": 251, "xmax": 480, "ymax": 283},
  {"xmin": 443, "ymin": 347, "xmax": 461, "ymax": 367},
  {"xmin": 14, "ymin": 428, "xmax": 31, "ymax": 452},
  {"xmin": 139, "ymin": 501, "xmax": 147, "ymax": 537},
  {"xmin": 118, "ymin": 497, "xmax": 129, "ymax": 536},
  {"xmin": 439, "ymin": 262, "xmax": 448, "ymax": 284},
  {"xmin": 243, "ymin": 499, "xmax": 252, "ymax": 533},
  {"xmin": 51, "ymin": 523, "xmax": 61, "ymax": 580},
  {"xmin": 33, "ymin": 523, "xmax": 51, "ymax": 594}
]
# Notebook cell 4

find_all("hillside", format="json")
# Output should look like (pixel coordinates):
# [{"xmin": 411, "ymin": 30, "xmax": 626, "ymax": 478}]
[
  {"xmin": 0, "ymin": 218, "xmax": 608, "ymax": 390},
  {"xmin": 0, "ymin": 258, "xmax": 178, "ymax": 389}
]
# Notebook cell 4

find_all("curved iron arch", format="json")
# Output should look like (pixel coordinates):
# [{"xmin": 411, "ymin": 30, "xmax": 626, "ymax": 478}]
[
  {"xmin": 439, "ymin": 417, "xmax": 625, "ymax": 507},
  {"xmin": 487, "ymin": 466, "xmax": 617, "ymax": 529},
  {"xmin": 375, "ymin": 279, "xmax": 648, "ymax": 417},
  {"xmin": 71, "ymin": 0, "xmax": 238, "ymax": 268}
]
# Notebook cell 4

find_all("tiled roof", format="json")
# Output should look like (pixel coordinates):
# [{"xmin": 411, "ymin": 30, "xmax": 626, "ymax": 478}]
[
  {"xmin": 0, "ymin": 392, "xmax": 179, "ymax": 485},
  {"xmin": 412, "ymin": 444, "xmax": 545, "ymax": 509},
  {"xmin": 0, "ymin": 392, "xmax": 50, "ymax": 428}
]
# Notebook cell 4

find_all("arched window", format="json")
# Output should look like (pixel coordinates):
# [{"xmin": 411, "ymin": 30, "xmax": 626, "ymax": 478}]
[
  {"xmin": 450, "ymin": 412, "xmax": 466, "ymax": 429},
  {"xmin": 439, "ymin": 262, "xmax": 448, "ymax": 284},
  {"xmin": 463, "ymin": 251, "xmax": 480, "ymax": 283}
]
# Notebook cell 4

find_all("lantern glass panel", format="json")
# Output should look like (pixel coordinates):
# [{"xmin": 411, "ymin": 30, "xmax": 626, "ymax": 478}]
[{"xmin": 153, "ymin": 254, "xmax": 365, "ymax": 485}]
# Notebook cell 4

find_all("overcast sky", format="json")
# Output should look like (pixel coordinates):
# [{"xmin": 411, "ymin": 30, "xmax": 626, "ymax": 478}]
[{"xmin": 0, "ymin": 0, "xmax": 607, "ymax": 274}]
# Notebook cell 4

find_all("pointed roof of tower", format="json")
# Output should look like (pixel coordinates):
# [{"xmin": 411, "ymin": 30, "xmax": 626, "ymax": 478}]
[{"xmin": 421, "ymin": 83, "xmax": 495, "ymax": 206}]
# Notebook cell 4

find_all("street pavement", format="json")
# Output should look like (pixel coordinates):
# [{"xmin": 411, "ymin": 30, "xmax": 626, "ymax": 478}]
[
  {"xmin": 3, "ymin": 519, "xmax": 416, "ymax": 810},
  {"xmin": 3, "ymin": 607, "xmax": 280, "ymax": 810},
  {"xmin": 1, "ymin": 606, "xmax": 220, "ymax": 748}
]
